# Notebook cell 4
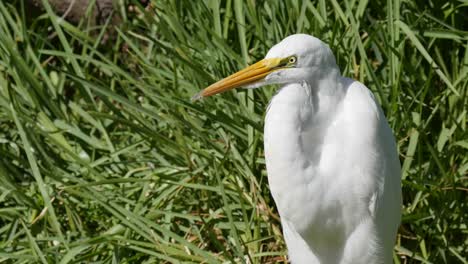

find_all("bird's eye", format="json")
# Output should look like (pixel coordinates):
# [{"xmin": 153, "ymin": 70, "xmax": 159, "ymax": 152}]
[{"xmin": 288, "ymin": 56, "xmax": 297, "ymax": 64}]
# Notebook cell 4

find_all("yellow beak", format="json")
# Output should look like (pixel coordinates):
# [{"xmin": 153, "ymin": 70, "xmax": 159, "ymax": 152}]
[{"xmin": 192, "ymin": 58, "xmax": 283, "ymax": 100}]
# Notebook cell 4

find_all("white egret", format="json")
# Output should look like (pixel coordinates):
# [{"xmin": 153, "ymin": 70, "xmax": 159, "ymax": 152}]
[{"xmin": 193, "ymin": 34, "xmax": 402, "ymax": 264}]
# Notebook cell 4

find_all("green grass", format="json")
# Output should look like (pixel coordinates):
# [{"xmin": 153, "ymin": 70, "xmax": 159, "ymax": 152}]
[{"xmin": 0, "ymin": 0, "xmax": 467, "ymax": 263}]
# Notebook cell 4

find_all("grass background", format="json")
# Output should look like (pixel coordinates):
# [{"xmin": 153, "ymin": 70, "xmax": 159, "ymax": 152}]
[{"xmin": 0, "ymin": 0, "xmax": 467, "ymax": 263}]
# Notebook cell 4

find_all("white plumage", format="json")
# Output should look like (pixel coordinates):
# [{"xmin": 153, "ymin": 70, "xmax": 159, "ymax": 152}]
[{"xmin": 194, "ymin": 34, "xmax": 402, "ymax": 264}]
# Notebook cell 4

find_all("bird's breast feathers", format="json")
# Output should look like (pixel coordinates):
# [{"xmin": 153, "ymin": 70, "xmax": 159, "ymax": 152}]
[{"xmin": 265, "ymin": 80, "xmax": 397, "ymax": 236}]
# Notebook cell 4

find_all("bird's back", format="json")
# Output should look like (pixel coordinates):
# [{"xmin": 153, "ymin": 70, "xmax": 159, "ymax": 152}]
[{"xmin": 264, "ymin": 79, "xmax": 401, "ymax": 264}]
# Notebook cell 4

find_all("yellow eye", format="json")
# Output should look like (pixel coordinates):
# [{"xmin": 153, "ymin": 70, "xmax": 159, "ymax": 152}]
[{"xmin": 288, "ymin": 56, "xmax": 297, "ymax": 64}]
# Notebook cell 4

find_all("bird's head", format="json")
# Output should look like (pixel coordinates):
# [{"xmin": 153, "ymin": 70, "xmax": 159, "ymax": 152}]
[{"xmin": 192, "ymin": 34, "xmax": 338, "ymax": 100}]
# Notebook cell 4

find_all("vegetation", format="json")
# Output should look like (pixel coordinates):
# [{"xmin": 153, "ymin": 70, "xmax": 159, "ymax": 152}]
[{"xmin": 0, "ymin": 0, "xmax": 466, "ymax": 263}]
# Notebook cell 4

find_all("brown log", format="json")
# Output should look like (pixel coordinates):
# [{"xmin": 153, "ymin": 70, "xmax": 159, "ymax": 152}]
[{"xmin": 25, "ymin": 0, "xmax": 121, "ymax": 27}]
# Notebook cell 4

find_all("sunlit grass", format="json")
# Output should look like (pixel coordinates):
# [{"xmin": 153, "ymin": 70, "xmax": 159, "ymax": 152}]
[{"xmin": 0, "ymin": 0, "xmax": 467, "ymax": 263}]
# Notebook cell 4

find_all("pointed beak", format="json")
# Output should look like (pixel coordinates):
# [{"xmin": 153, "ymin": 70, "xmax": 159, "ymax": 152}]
[{"xmin": 192, "ymin": 58, "xmax": 284, "ymax": 100}]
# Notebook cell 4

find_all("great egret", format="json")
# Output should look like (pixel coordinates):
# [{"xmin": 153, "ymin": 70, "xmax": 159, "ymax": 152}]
[{"xmin": 193, "ymin": 34, "xmax": 402, "ymax": 264}]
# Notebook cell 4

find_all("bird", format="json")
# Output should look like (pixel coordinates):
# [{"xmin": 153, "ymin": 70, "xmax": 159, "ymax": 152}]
[{"xmin": 193, "ymin": 34, "xmax": 402, "ymax": 264}]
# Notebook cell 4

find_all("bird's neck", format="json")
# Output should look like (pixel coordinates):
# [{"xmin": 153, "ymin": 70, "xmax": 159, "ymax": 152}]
[
  {"xmin": 305, "ymin": 67, "xmax": 344, "ymax": 118},
  {"xmin": 267, "ymin": 68, "xmax": 345, "ymax": 128},
  {"xmin": 264, "ymin": 68, "xmax": 345, "ymax": 190}
]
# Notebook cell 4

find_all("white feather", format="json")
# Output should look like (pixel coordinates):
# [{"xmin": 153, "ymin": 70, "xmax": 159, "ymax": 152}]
[{"xmin": 263, "ymin": 35, "xmax": 402, "ymax": 264}]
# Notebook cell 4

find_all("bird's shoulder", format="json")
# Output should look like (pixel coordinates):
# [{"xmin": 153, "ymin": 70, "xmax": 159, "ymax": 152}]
[
  {"xmin": 334, "ymin": 79, "xmax": 393, "ymax": 148},
  {"xmin": 341, "ymin": 78, "xmax": 381, "ymax": 120}
]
